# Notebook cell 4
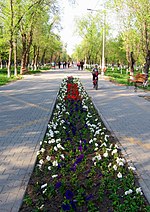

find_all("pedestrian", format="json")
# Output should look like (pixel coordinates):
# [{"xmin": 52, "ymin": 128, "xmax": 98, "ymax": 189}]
[
  {"xmin": 80, "ymin": 60, "xmax": 84, "ymax": 70},
  {"xmin": 68, "ymin": 61, "xmax": 70, "ymax": 68},
  {"xmin": 58, "ymin": 61, "xmax": 61, "ymax": 69},
  {"xmin": 77, "ymin": 61, "xmax": 80, "ymax": 70}
]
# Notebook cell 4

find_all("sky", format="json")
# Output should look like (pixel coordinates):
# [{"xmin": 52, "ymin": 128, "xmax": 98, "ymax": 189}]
[{"xmin": 59, "ymin": 0, "xmax": 105, "ymax": 55}]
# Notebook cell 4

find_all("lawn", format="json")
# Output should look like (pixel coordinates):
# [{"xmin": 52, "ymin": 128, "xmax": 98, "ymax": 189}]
[
  {"xmin": 0, "ymin": 67, "xmax": 42, "ymax": 86},
  {"xmin": 20, "ymin": 76, "xmax": 150, "ymax": 212},
  {"xmin": 105, "ymin": 68, "xmax": 150, "ymax": 91}
]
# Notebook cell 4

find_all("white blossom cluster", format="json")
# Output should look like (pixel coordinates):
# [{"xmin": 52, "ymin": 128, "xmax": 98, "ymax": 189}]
[{"xmin": 35, "ymin": 77, "xmax": 142, "ymax": 204}]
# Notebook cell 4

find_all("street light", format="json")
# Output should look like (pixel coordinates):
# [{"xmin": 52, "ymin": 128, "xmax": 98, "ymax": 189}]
[{"xmin": 87, "ymin": 7, "xmax": 106, "ymax": 76}]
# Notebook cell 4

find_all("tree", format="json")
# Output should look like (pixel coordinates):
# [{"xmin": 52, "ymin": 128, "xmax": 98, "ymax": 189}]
[
  {"xmin": 75, "ymin": 13, "xmax": 107, "ymax": 64},
  {"xmin": 112, "ymin": 0, "xmax": 150, "ymax": 66}
]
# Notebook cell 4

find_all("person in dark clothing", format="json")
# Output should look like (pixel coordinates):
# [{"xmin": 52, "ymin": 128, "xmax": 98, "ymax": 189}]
[
  {"xmin": 92, "ymin": 64, "xmax": 99, "ymax": 87},
  {"xmin": 58, "ymin": 61, "xmax": 61, "ymax": 69},
  {"xmin": 80, "ymin": 60, "xmax": 84, "ymax": 70}
]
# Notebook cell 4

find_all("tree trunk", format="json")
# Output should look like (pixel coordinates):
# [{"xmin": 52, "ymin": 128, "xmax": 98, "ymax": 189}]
[
  {"xmin": 34, "ymin": 46, "xmax": 39, "ymax": 70},
  {"xmin": 41, "ymin": 49, "xmax": 46, "ymax": 65},
  {"xmin": 0, "ymin": 56, "xmax": 2, "ymax": 69},
  {"xmin": 7, "ymin": 40, "xmax": 13, "ymax": 78},
  {"xmin": 7, "ymin": 0, "xmax": 14, "ymax": 78},
  {"xmin": 144, "ymin": 21, "xmax": 149, "ymax": 53},
  {"xmin": 13, "ymin": 38, "xmax": 17, "ymax": 76},
  {"xmin": 26, "ymin": 30, "xmax": 33, "ymax": 69},
  {"xmin": 32, "ymin": 45, "xmax": 36, "ymax": 70},
  {"xmin": 20, "ymin": 33, "xmax": 27, "ymax": 74}
]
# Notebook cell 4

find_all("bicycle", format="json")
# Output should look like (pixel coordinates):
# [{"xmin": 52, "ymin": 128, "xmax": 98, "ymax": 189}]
[{"xmin": 93, "ymin": 76, "xmax": 98, "ymax": 90}]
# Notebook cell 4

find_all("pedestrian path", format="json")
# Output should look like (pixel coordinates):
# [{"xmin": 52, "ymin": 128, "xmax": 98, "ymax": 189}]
[{"xmin": 0, "ymin": 69, "xmax": 150, "ymax": 211}]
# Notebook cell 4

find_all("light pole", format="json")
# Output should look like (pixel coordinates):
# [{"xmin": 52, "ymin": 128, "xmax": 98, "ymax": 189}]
[{"xmin": 87, "ymin": 8, "xmax": 106, "ymax": 76}]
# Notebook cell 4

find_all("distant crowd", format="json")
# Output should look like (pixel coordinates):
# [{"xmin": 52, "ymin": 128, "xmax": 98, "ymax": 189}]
[{"xmin": 51, "ymin": 60, "xmax": 85, "ymax": 70}]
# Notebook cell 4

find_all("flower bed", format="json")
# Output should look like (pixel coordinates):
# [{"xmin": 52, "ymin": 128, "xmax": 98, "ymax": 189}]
[{"xmin": 20, "ymin": 77, "xmax": 150, "ymax": 211}]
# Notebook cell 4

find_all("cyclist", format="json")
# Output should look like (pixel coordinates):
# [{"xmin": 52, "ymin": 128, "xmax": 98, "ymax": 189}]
[{"xmin": 92, "ymin": 64, "xmax": 99, "ymax": 88}]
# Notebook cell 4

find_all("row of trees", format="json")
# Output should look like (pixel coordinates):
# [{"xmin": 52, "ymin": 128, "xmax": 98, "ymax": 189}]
[
  {"xmin": 72, "ymin": 0, "xmax": 150, "ymax": 72},
  {"xmin": 0, "ymin": 0, "xmax": 69, "ymax": 77}
]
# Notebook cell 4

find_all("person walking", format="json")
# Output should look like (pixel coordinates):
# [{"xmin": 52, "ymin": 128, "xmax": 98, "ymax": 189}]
[
  {"xmin": 80, "ymin": 60, "xmax": 84, "ymax": 70},
  {"xmin": 58, "ymin": 61, "xmax": 61, "ymax": 69},
  {"xmin": 77, "ymin": 61, "xmax": 80, "ymax": 70}
]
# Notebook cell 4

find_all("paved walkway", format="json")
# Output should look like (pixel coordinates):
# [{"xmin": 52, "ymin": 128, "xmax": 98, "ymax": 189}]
[{"xmin": 0, "ymin": 69, "xmax": 150, "ymax": 211}]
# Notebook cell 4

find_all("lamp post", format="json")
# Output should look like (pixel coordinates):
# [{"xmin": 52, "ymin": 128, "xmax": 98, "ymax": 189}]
[{"xmin": 87, "ymin": 7, "xmax": 106, "ymax": 76}]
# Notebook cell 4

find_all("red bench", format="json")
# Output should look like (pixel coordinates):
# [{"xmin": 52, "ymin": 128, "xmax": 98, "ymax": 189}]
[{"xmin": 128, "ymin": 73, "xmax": 148, "ymax": 91}]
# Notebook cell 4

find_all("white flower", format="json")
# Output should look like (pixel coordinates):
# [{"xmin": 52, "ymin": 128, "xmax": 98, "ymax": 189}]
[
  {"xmin": 92, "ymin": 154, "xmax": 101, "ymax": 162},
  {"xmin": 94, "ymin": 147, "xmax": 98, "ymax": 151},
  {"xmin": 48, "ymin": 166, "xmax": 51, "ymax": 170},
  {"xmin": 89, "ymin": 139, "xmax": 93, "ymax": 144},
  {"xmin": 94, "ymin": 162, "xmax": 97, "ymax": 166},
  {"xmin": 46, "ymin": 156, "xmax": 51, "ymax": 161},
  {"xmin": 112, "ymin": 149, "xmax": 118, "ymax": 155},
  {"xmin": 37, "ymin": 151, "xmax": 40, "ymax": 156},
  {"xmin": 104, "ymin": 135, "xmax": 109, "ymax": 141},
  {"xmin": 108, "ymin": 163, "xmax": 112, "ymax": 168},
  {"xmin": 125, "ymin": 189, "xmax": 133, "ymax": 195},
  {"xmin": 52, "ymin": 160, "xmax": 58, "ymax": 166},
  {"xmin": 41, "ymin": 148, "xmax": 45, "ymax": 153},
  {"xmin": 57, "ymin": 143, "xmax": 65, "ymax": 150},
  {"xmin": 39, "ymin": 159, "xmax": 44, "ymax": 165},
  {"xmin": 52, "ymin": 174, "xmax": 58, "ymax": 178},
  {"xmin": 37, "ymin": 164, "xmax": 42, "ymax": 169},
  {"xmin": 95, "ymin": 143, "xmax": 98, "ymax": 147},
  {"xmin": 60, "ymin": 154, "xmax": 65, "ymax": 159},
  {"xmin": 54, "ymin": 146, "xmax": 58, "ymax": 151},
  {"xmin": 96, "ymin": 154, "xmax": 101, "ymax": 160},
  {"xmin": 57, "ymin": 143, "xmax": 61, "ymax": 148},
  {"xmin": 40, "ymin": 141, "xmax": 42, "ymax": 145},
  {"xmin": 113, "ymin": 165, "xmax": 117, "ymax": 171},
  {"xmin": 103, "ymin": 151, "xmax": 108, "ymax": 157},
  {"xmin": 118, "ymin": 161, "xmax": 124, "ymax": 166},
  {"xmin": 116, "ymin": 158, "xmax": 125, "ymax": 167},
  {"xmin": 117, "ymin": 172, "xmax": 122, "ymax": 178},
  {"xmin": 100, "ymin": 142, "xmax": 107, "ymax": 147},
  {"xmin": 136, "ymin": 187, "xmax": 143, "ymax": 195},
  {"xmin": 39, "ymin": 204, "xmax": 44, "ymax": 209},
  {"xmin": 128, "ymin": 166, "xmax": 136, "ymax": 171},
  {"xmin": 48, "ymin": 139, "xmax": 55, "ymax": 144},
  {"xmin": 43, "ymin": 189, "xmax": 47, "ymax": 194},
  {"xmin": 109, "ymin": 144, "xmax": 113, "ymax": 149},
  {"xmin": 56, "ymin": 138, "xmax": 61, "ymax": 142},
  {"xmin": 41, "ymin": 183, "xmax": 47, "ymax": 189}
]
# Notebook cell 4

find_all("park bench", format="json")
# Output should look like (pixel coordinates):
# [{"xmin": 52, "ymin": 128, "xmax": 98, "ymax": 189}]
[{"xmin": 128, "ymin": 73, "xmax": 148, "ymax": 92}]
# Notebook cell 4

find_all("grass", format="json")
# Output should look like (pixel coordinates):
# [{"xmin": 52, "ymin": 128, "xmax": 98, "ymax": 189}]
[
  {"xmin": 20, "ymin": 76, "xmax": 150, "ymax": 212},
  {"xmin": 0, "ymin": 73, "xmax": 22, "ymax": 86},
  {"xmin": 0, "ymin": 67, "xmax": 44, "ymax": 86},
  {"xmin": 104, "ymin": 68, "xmax": 150, "ymax": 91}
]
